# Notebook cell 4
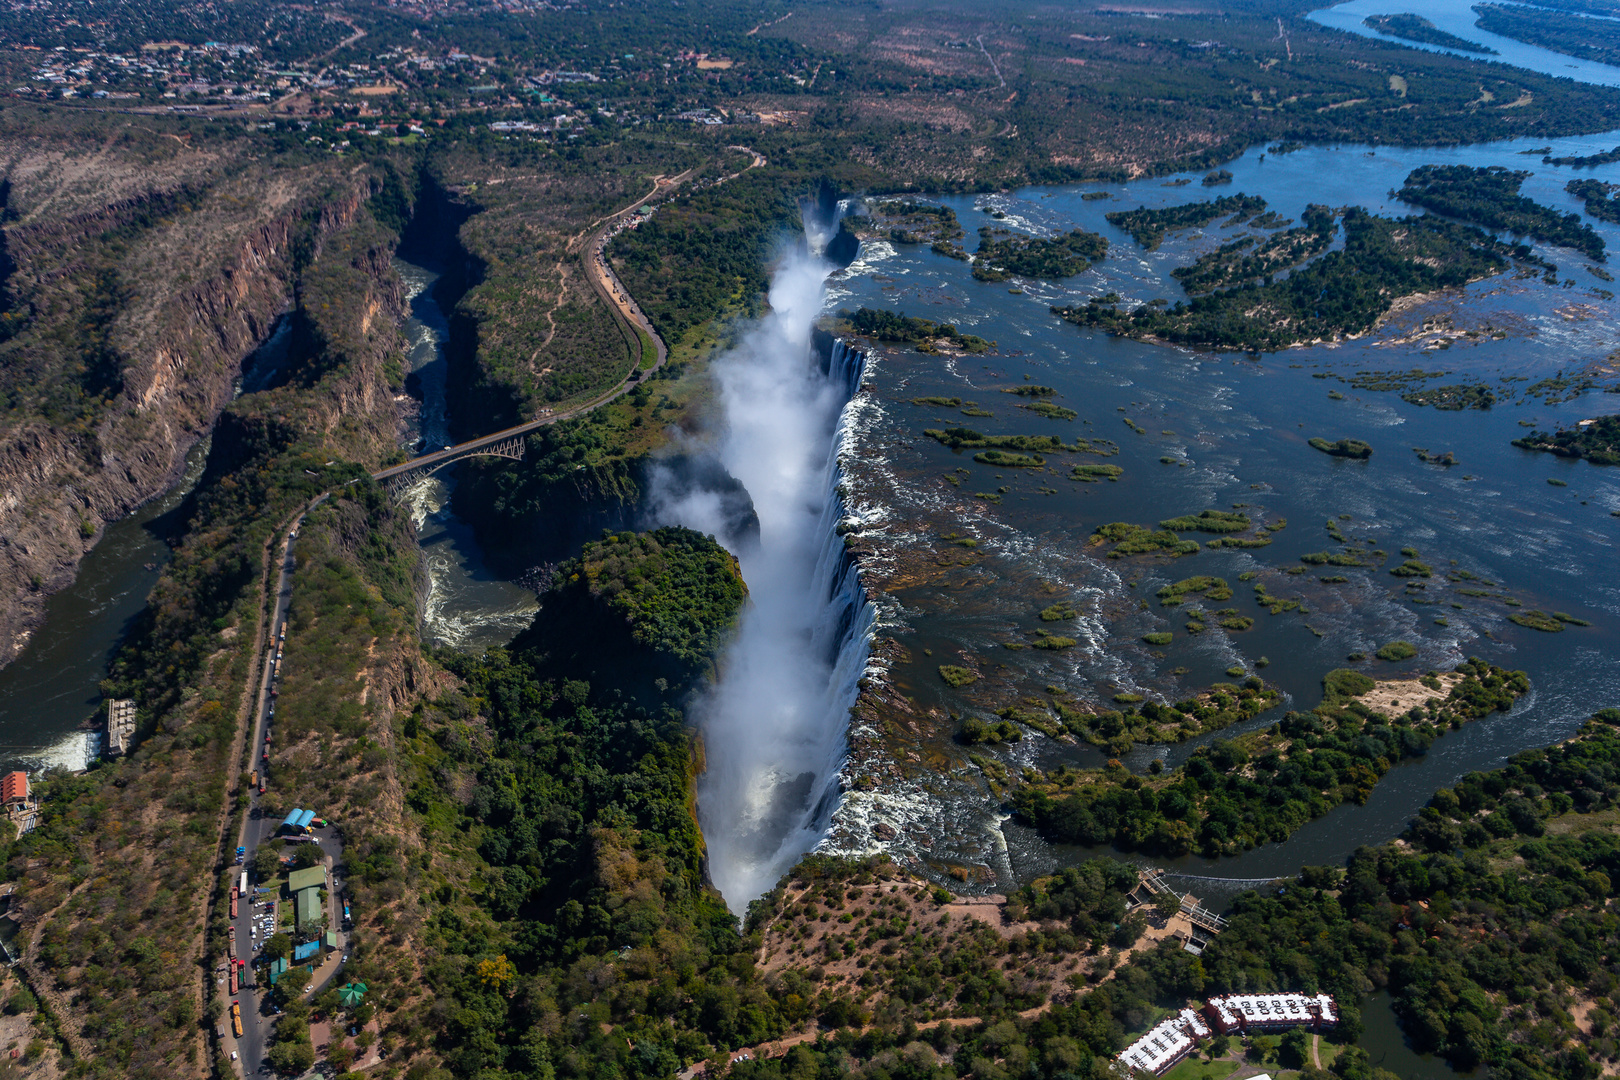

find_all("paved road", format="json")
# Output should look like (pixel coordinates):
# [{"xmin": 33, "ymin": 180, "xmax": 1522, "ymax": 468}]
[
  {"xmin": 372, "ymin": 151, "xmax": 774, "ymax": 489},
  {"xmin": 224, "ymin": 497, "xmax": 353, "ymax": 1077}
]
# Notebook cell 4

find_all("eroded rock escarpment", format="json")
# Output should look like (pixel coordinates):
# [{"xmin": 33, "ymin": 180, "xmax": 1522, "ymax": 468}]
[{"xmin": 0, "ymin": 152, "xmax": 396, "ymax": 664}]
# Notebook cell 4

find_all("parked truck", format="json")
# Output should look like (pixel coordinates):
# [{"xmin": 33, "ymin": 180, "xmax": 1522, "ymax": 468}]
[
  {"xmin": 228, "ymin": 968, "xmax": 237, "ymax": 995},
  {"xmin": 230, "ymin": 1002, "xmax": 242, "ymax": 1039},
  {"xmin": 238, "ymin": 871, "xmax": 248, "ymax": 896}
]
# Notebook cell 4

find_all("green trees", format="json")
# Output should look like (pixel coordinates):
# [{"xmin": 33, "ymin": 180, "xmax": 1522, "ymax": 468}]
[
  {"xmin": 1396, "ymin": 165, "xmax": 1605, "ymax": 260},
  {"xmin": 1513, "ymin": 414, "xmax": 1620, "ymax": 465},
  {"xmin": 971, "ymin": 228, "xmax": 1108, "ymax": 281},
  {"xmin": 1363, "ymin": 13, "xmax": 1497, "ymax": 53},
  {"xmin": 1107, "ymin": 195, "xmax": 1268, "ymax": 250},
  {"xmin": 1055, "ymin": 210, "xmax": 1511, "ymax": 351},
  {"xmin": 512, "ymin": 526, "xmax": 747, "ymax": 697},
  {"xmin": 252, "ymin": 845, "xmax": 283, "ymax": 882},
  {"xmin": 1015, "ymin": 660, "xmax": 1528, "ymax": 856}
]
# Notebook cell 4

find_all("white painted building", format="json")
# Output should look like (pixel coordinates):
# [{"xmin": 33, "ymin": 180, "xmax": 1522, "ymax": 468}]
[
  {"xmin": 1204, "ymin": 993, "xmax": 1338, "ymax": 1034},
  {"xmin": 1117, "ymin": 1009, "xmax": 1210, "ymax": 1076}
]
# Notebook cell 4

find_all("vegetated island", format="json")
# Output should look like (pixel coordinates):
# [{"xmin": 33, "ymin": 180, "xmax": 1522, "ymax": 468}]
[
  {"xmin": 970, "ymin": 678, "xmax": 1283, "ymax": 755},
  {"xmin": 1364, "ymin": 12, "xmax": 1498, "ymax": 53},
  {"xmin": 1088, "ymin": 509, "xmax": 1283, "ymax": 558},
  {"xmin": 1568, "ymin": 179, "xmax": 1620, "ymax": 224},
  {"xmin": 1052, "ymin": 209, "xmax": 1513, "ymax": 351},
  {"xmin": 1012, "ymin": 659, "xmax": 1529, "ymax": 857},
  {"xmin": 1172, "ymin": 204, "xmax": 1338, "ymax": 294},
  {"xmin": 1310, "ymin": 437, "xmax": 1374, "ymax": 458},
  {"xmin": 972, "ymin": 226, "xmax": 1108, "ymax": 282},
  {"xmin": 1396, "ymin": 164, "xmax": 1606, "ymax": 261},
  {"xmin": 1338, "ymin": 368, "xmax": 1498, "ymax": 410},
  {"xmin": 833, "ymin": 307, "xmax": 991, "ymax": 353},
  {"xmin": 1546, "ymin": 144, "xmax": 1620, "ymax": 167},
  {"xmin": 1105, "ymin": 193, "xmax": 1269, "ymax": 250},
  {"xmin": 924, "ymin": 425, "xmax": 1116, "ymax": 466},
  {"xmin": 1474, "ymin": 3, "xmax": 1620, "ymax": 68},
  {"xmin": 850, "ymin": 198, "xmax": 966, "ymax": 249},
  {"xmin": 1513, "ymin": 414, "xmax": 1620, "ymax": 464}
]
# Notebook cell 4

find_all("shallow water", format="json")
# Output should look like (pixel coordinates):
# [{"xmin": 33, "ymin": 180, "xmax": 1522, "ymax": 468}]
[
  {"xmin": 392, "ymin": 257, "xmax": 538, "ymax": 652},
  {"xmin": 827, "ymin": 126, "xmax": 1620, "ymax": 893}
]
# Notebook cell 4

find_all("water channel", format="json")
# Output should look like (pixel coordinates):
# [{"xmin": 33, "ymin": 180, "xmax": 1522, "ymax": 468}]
[{"xmin": 1309, "ymin": 0, "xmax": 1620, "ymax": 88}]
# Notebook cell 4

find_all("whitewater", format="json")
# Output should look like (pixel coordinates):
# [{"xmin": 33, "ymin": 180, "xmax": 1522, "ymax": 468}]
[{"xmin": 650, "ymin": 237, "xmax": 874, "ymax": 914}]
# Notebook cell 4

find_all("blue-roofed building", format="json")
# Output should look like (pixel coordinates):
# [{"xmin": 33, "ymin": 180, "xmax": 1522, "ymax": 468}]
[
  {"xmin": 295, "ymin": 809, "xmax": 316, "ymax": 830},
  {"xmin": 293, "ymin": 940, "xmax": 320, "ymax": 962},
  {"xmin": 281, "ymin": 808, "xmax": 304, "ymax": 831}
]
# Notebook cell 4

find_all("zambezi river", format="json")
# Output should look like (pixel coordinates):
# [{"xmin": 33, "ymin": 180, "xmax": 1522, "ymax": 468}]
[{"xmin": 828, "ymin": 128, "xmax": 1620, "ymax": 893}]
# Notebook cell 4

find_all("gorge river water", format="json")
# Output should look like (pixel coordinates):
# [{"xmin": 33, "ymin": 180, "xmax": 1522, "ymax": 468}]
[{"xmin": 391, "ymin": 256, "xmax": 538, "ymax": 651}]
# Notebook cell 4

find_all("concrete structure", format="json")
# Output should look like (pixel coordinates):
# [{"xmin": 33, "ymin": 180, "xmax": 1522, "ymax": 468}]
[
  {"xmin": 104, "ymin": 699, "xmax": 137, "ymax": 758},
  {"xmin": 1, "ymin": 772, "xmax": 28, "ymax": 806},
  {"xmin": 1205, "ymin": 994, "xmax": 1338, "ymax": 1035}
]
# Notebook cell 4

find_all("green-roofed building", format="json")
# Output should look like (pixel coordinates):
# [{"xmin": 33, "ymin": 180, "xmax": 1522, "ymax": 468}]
[
  {"xmin": 295, "ymin": 886, "xmax": 322, "ymax": 931},
  {"xmin": 269, "ymin": 957, "xmax": 289, "ymax": 984},
  {"xmin": 324, "ymin": 931, "xmax": 340, "ymax": 952},
  {"xmin": 287, "ymin": 865, "xmax": 326, "ymax": 893}
]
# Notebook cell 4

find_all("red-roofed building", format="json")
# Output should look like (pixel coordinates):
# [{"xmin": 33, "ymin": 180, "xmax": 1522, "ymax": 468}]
[{"xmin": 1, "ymin": 772, "xmax": 28, "ymax": 807}]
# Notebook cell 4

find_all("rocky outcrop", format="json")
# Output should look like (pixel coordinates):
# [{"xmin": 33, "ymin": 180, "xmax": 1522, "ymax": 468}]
[{"xmin": 0, "ymin": 173, "xmax": 385, "ymax": 665}]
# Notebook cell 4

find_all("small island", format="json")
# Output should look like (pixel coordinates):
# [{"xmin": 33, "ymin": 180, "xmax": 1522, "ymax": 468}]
[
  {"xmin": 1363, "ymin": 13, "xmax": 1497, "ymax": 54},
  {"xmin": 1310, "ymin": 437, "xmax": 1374, "ymax": 459},
  {"xmin": 1053, "ymin": 209, "xmax": 1512, "ymax": 351},
  {"xmin": 1172, "ymin": 205, "xmax": 1337, "ymax": 294},
  {"xmin": 1513, "ymin": 414, "xmax": 1620, "ymax": 465},
  {"xmin": 833, "ymin": 307, "xmax": 991, "ymax": 353},
  {"xmin": 1548, "ymin": 146, "xmax": 1620, "ymax": 169},
  {"xmin": 1397, "ymin": 164, "xmax": 1606, "ymax": 261},
  {"xmin": 1106, "ymin": 194, "xmax": 1269, "ymax": 250},
  {"xmin": 972, "ymin": 226, "xmax": 1108, "ymax": 282},
  {"xmin": 1568, "ymin": 179, "xmax": 1620, "ymax": 225}
]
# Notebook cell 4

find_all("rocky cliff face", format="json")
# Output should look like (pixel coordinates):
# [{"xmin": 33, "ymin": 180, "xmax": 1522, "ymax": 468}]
[{"xmin": 0, "ymin": 168, "xmax": 389, "ymax": 665}]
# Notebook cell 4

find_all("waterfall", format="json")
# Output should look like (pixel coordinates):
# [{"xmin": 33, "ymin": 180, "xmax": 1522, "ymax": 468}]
[{"xmin": 648, "ymin": 251, "xmax": 876, "ymax": 915}]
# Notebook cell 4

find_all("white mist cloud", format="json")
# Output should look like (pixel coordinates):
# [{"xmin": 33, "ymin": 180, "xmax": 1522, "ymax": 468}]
[{"xmin": 647, "ymin": 243, "xmax": 859, "ymax": 914}]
